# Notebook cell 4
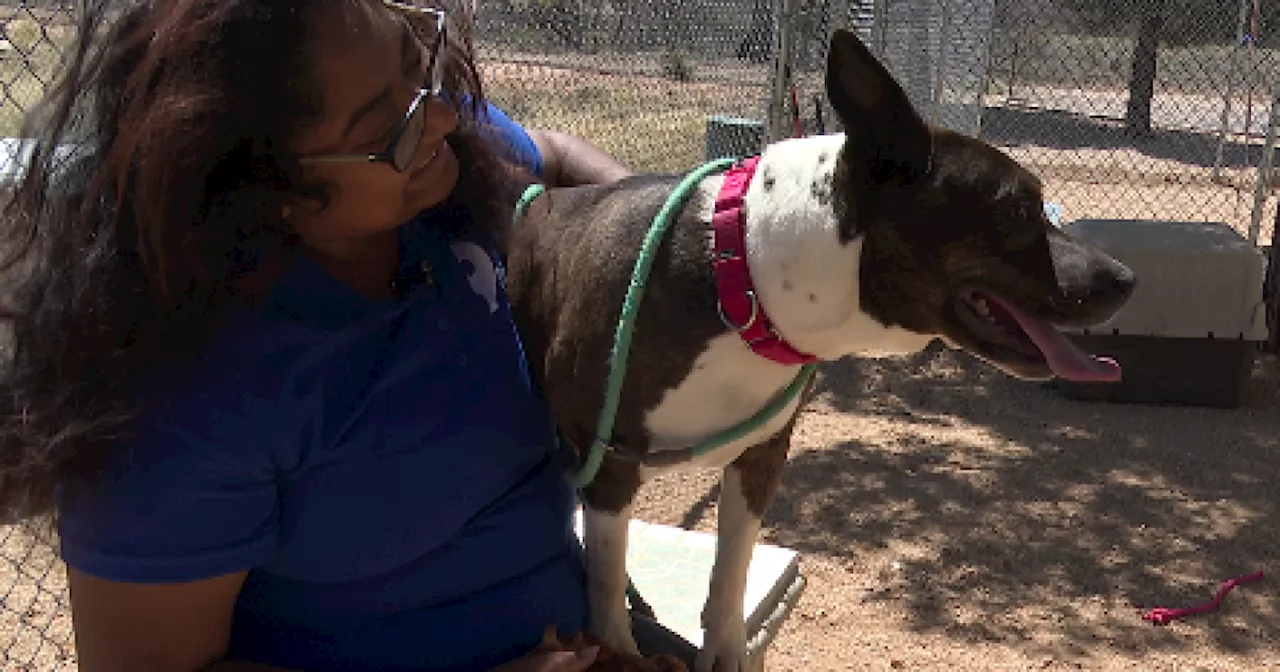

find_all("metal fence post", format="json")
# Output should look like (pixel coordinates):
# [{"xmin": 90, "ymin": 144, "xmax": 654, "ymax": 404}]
[
  {"xmin": 930, "ymin": 0, "xmax": 952, "ymax": 129},
  {"xmin": 1249, "ymin": 75, "xmax": 1280, "ymax": 245},
  {"xmin": 1212, "ymin": 0, "xmax": 1253, "ymax": 182},
  {"xmin": 872, "ymin": 0, "xmax": 888, "ymax": 59},
  {"xmin": 767, "ymin": 0, "xmax": 796, "ymax": 143}
]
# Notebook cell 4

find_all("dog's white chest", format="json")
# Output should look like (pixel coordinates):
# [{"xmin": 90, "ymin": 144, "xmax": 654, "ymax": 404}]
[{"xmin": 641, "ymin": 333, "xmax": 803, "ymax": 475}]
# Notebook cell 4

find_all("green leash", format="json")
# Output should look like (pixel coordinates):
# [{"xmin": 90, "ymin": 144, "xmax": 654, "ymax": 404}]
[
  {"xmin": 513, "ymin": 181, "xmax": 544, "ymax": 223},
  {"xmin": 514, "ymin": 161, "xmax": 817, "ymax": 491}
]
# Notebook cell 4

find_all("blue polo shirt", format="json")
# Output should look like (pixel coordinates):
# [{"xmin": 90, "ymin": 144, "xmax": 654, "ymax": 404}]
[{"xmin": 57, "ymin": 105, "xmax": 584, "ymax": 672}]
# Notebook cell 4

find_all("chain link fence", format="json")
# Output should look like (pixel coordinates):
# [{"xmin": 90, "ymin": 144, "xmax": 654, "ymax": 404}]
[
  {"xmin": 474, "ymin": 1, "xmax": 780, "ymax": 173},
  {"xmin": 982, "ymin": 0, "xmax": 1280, "ymax": 244},
  {"xmin": 479, "ymin": 0, "xmax": 1280, "ymax": 245},
  {"xmin": 1, "ymin": 0, "xmax": 1279, "ymax": 669},
  {"xmin": 0, "ymin": 1, "xmax": 81, "ymax": 667}
]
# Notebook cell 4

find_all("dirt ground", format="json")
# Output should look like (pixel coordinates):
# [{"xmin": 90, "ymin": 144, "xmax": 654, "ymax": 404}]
[{"xmin": 634, "ymin": 347, "xmax": 1280, "ymax": 671}]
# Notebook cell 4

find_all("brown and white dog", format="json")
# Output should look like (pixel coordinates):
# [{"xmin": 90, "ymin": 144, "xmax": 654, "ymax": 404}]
[{"xmin": 502, "ymin": 29, "xmax": 1135, "ymax": 672}]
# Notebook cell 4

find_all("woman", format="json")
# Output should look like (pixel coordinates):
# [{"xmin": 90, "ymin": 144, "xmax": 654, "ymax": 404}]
[{"xmin": 0, "ymin": 1, "xmax": 684, "ymax": 670}]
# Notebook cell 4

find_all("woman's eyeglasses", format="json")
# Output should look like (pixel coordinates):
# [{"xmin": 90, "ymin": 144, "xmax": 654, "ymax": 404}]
[{"xmin": 297, "ymin": 3, "xmax": 447, "ymax": 173}]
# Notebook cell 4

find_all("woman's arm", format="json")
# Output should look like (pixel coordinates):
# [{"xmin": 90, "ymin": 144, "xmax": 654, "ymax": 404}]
[
  {"xmin": 525, "ymin": 129, "xmax": 632, "ymax": 187},
  {"xmin": 70, "ymin": 563, "xmax": 596, "ymax": 672},
  {"xmin": 475, "ymin": 101, "xmax": 630, "ymax": 187},
  {"xmin": 68, "ymin": 567, "xmax": 296, "ymax": 672}
]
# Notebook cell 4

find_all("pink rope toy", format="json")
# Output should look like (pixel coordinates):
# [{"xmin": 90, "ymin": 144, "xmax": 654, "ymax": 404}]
[{"xmin": 1141, "ymin": 571, "xmax": 1265, "ymax": 625}]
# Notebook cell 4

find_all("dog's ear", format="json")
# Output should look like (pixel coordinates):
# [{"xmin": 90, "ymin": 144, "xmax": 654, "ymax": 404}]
[{"xmin": 825, "ymin": 29, "xmax": 932, "ymax": 185}]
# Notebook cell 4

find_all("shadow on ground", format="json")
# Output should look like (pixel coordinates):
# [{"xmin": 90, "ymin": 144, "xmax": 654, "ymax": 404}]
[
  {"xmin": 753, "ymin": 343, "xmax": 1277, "ymax": 658},
  {"xmin": 981, "ymin": 105, "xmax": 1266, "ymax": 171}
]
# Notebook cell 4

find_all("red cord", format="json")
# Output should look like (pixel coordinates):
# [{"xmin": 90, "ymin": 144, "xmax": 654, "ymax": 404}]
[{"xmin": 1142, "ymin": 571, "xmax": 1264, "ymax": 625}]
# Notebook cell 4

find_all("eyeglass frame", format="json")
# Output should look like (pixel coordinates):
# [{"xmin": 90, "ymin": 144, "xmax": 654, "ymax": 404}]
[{"xmin": 295, "ymin": 3, "xmax": 448, "ymax": 172}]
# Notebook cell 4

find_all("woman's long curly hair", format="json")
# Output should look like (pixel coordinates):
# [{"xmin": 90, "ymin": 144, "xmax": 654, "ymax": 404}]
[{"xmin": 0, "ymin": 0, "xmax": 524, "ymax": 525}]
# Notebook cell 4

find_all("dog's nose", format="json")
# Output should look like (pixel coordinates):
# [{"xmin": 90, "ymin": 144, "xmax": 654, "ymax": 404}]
[{"xmin": 1101, "ymin": 262, "xmax": 1137, "ymax": 299}]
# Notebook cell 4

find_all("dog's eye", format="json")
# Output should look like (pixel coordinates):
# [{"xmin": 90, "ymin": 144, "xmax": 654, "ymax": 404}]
[{"xmin": 999, "ymin": 206, "xmax": 1045, "ymax": 251}]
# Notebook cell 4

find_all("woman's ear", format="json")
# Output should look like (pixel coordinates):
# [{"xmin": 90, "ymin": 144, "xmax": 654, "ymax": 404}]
[{"xmin": 278, "ymin": 180, "xmax": 330, "ymax": 224}]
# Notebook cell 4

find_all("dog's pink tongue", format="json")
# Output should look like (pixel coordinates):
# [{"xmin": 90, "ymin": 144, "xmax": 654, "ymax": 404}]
[
  {"xmin": 992, "ymin": 297, "xmax": 1122, "ymax": 383},
  {"xmin": 1018, "ymin": 318, "xmax": 1121, "ymax": 382}
]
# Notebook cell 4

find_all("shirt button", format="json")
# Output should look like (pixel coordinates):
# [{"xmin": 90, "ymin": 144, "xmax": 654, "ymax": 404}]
[
  {"xmin": 457, "ymin": 354, "xmax": 469, "ymax": 367},
  {"xmin": 437, "ymin": 316, "xmax": 451, "ymax": 330}
]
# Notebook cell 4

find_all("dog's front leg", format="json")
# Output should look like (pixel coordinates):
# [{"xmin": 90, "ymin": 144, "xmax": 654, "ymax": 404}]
[
  {"xmin": 698, "ymin": 465, "xmax": 762, "ymax": 672},
  {"xmin": 583, "ymin": 502, "xmax": 642, "ymax": 656},
  {"xmin": 699, "ymin": 416, "xmax": 802, "ymax": 672}
]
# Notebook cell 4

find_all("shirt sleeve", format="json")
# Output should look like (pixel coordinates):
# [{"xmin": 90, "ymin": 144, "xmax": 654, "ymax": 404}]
[
  {"xmin": 58, "ymin": 373, "xmax": 281, "ymax": 585},
  {"xmin": 478, "ymin": 102, "xmax": 545, "ymax": 178}
]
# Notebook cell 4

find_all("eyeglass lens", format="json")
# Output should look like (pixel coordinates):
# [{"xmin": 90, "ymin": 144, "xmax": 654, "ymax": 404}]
[
  {"xmin": 394, "ymin": 96, "xmax": 428, "ymax": 171},
  {"xmin": 389, "ymin": 4, "xmax": 445, "ymax": 172}
]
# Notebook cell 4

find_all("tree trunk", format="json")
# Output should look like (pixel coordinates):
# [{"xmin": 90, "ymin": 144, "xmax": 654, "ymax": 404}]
[{"xmin": 1125, "ymin": 7, "xmax": 1163, "ymax": 135}]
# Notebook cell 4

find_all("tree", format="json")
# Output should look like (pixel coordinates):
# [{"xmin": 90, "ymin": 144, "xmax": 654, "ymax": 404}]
[{"xmin": 1125, "ymin": 2, "xmax": 1165, "ymax": 135}]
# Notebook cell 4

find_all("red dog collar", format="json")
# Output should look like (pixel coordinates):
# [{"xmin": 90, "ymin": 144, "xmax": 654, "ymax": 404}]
[{"xmin": 711, "ymin": 156, "xmax": 820, "ymax": 366}]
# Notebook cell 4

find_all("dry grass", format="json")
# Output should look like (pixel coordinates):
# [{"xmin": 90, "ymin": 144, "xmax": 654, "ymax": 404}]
[{"xmin": 481, "ymin": 59, "xmax": 769, "ymax": 174}]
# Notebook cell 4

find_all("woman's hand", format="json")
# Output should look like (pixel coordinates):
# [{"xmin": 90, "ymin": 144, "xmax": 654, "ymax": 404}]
[{"xmin": 490, "ymin": 645, "xmax": 600, "ymax": 672}]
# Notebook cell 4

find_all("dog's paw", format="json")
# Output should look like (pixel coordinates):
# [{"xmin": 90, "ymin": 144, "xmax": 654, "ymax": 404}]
[
  {"xmin": 695, "ymin": 624, "xmax": 751, "ymax": 672},
  {"xmin": 589, "ymin": 608, "xmax": 642, "ymax": 658}
]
